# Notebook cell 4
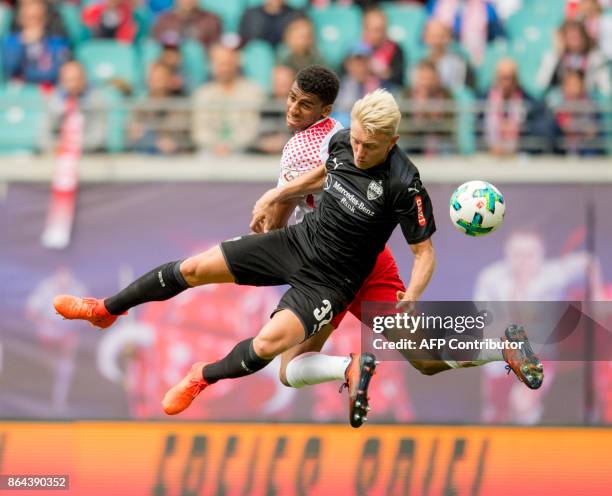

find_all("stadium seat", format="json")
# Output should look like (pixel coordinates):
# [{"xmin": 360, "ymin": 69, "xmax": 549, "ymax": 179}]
[
  {"xmin": 241, "ymin": 40, "xmax": 275, "ymax": 93},
  {"xmin": 381, "ymin": 3, "xmax": 427, "ymax": 63},
  {"xmin": 100, "ymin": 86, "xmax": 128, "ymax": 153},
  {"xmin": 0, "ymin": 84, "xmax": 46, "ymax": 153},
  {"xmin": 510, "ymin": 38, "xmax": 548, "ymax": 99},
  {"xmin": 200, "ymin": 0, "xmax": 244, "ymax": 34},
  {"xmin": 58, "ymin": 3, "xmax": 89, "ymax": 44},
  {"xmin": 451, "ymin": 86, "xmax": 477, "ymax": 154},
  {"xmin": 0, "ymin": 4, "xmax": 13, "ymax": 38},
  {"xmin": 309, "ymin": 5, "xmax": 362, "ymax": 69},
  {"xmin": 76, "ymin": 40, "xmax": 143, "ymax": 95},
  {"xmin": 180, "ymin": 40, "xmax": 209, "ymax": 92},
  {"xmin": 505, "ymin": 6, "xmax": 560, "ymax": 45}
]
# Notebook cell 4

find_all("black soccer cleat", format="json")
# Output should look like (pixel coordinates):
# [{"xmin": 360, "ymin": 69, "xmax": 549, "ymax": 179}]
[
  {"xmin": 502, "ymin": 324, "xmax": 544, "ymax": 390},
  {"xmin": 341, "ymin": 352, "xmax": 378, "ymax": 428}
]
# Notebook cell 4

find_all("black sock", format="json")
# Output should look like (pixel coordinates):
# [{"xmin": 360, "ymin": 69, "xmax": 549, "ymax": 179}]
[
  {"xmin": 104, "ymin": 260, "xmax": 190, "ymax": 315},
  {"xmin": 203, "ymin": 338, "xmax": 271, "ymax": 384}
]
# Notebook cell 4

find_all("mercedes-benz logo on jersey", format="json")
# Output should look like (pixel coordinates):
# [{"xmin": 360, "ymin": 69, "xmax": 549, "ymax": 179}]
[
  {"xmin": 332, "ymin": 157, "xmax": 343, "ymax": 169},
  {"xmin": 367, "ymin": 180, "xmax": 384, "ymax": 201}
]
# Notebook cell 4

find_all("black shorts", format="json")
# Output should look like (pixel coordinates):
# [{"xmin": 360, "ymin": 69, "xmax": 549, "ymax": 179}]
[{"xmin": 220, "ymin": 229, "xmax": 354, "ymax": 339}]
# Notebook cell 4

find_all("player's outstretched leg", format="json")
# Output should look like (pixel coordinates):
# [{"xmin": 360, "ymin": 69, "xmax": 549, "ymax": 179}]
[
  {"xmin": 162, "ymin": 309, "xmax": 305, "ymax": 415},
  {"xmin": 405, "ymin": 324, "xmax": 544, "ymax": 390},
  {"xmin": 279, "ymin": 325, "xmax": 379, "ymax": 428},
  {"xmin": 54, "ymin": 246, "xmax": 233, "ymax": 329},
  {"xmin": 501, "ymin": 324, "xmax": 544, "ymax": 389}
]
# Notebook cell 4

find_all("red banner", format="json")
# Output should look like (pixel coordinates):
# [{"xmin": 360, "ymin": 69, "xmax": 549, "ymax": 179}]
[{"xmin": 1, "ymin": 422, "xmax": 611, "ymax": 495}]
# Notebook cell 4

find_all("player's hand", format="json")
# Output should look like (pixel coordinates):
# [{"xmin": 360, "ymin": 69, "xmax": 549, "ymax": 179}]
[
  {"xmin": 250, "ymin": 188, "xmax": 281, "ymax": 233},
  {"xmin": 396, "ymin": 290, "xmax": 416, "ymax": 314}
]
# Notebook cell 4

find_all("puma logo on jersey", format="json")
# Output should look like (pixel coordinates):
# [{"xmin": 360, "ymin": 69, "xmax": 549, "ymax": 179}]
[{"xmin": 407, "ymin": 187, "xmax": 420, "ymax": 194}]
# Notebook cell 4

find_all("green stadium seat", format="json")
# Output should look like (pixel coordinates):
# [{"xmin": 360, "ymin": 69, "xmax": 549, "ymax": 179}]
[
  {"xmin": 0, "ymin": 4, "xmax": 13, "ymax": 38},
  {"xmin": 0, "ymin": 84, "xmax": 46, "ymax": 153},
  {"xmin": 309, "ymin": 5, "xmax": 362, "ymax": 69},
  {"xmin": 381, "ymin": 3, "xmax": 427, "ymax": 63},
  {"xmin": 76, "ymin": 40, "xmax": 143, "ymax": 95},
  {"xmin": 181, "ymin": 40, "xmax": 209, "ymax": 91},
  {"xmin": 510, "ymin": 38, "xmax": 548, "ymax": 99},
  {"xmin": 200, "ymin": 0, "xmax": 244, "ymax": 33},
  {"xmin": 58, "ymin": 3, "xmax": 89, "ymax": 44},
  {"xmin": 100, "ymin": 86, "xmax": 128, "ymax": 153},
  {"xmin": 241, "ymin": 40, "xmax": 275, "ymax": 93},
  {"xmin": 451, "ymin": 86, "xmax": 476, "ymax": 154}
]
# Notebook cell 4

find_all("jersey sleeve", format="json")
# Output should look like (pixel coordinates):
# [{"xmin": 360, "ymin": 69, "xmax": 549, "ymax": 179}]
[
  {"xmin": 324, "ymin": 129, "xmax": 349, "ymax": 172},
  {"xmin": 392, "ymin": 175, "xmax": 436, "ymax": 244}
]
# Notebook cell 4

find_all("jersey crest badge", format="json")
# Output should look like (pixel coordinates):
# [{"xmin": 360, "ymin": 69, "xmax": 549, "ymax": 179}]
[{"xmin": 367, "ymin": 180, "xmax": 383, "ymax": 201}]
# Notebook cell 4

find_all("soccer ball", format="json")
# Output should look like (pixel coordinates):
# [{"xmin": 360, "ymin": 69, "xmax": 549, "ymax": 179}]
[{"xmin": 449, "ymin": 180, "xmax": 505, "ymax": 236}]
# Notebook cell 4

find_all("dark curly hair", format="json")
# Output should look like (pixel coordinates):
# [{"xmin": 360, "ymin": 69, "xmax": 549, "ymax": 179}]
[{"xmin": 295, "ymin": 65, "xmax": 340, "ymax": 106}]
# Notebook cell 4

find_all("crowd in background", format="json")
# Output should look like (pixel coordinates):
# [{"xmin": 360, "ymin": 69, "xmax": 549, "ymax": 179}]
[{"xmin": 0, "ymin": 0, "xmax": 611, "ymax": 156}]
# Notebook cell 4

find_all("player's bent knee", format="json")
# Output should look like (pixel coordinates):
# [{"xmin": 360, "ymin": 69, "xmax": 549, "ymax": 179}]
[
  {"xmin": 278, "ymin": 366, "xmax": 291, "ymax": 387},
  {"xmin": 253, "ymin": 335, "xmax": 286, "ymax": 360},
  {"xmin": 180, "ymin": 246, "xmax": 232, "ymax": 286}
]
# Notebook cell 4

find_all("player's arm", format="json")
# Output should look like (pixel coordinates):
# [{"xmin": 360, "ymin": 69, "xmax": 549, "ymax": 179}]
[
  {"xmin": 250, "ymin": 166, "xmax": 327, "ymax": 232},
  {"xmin": 393, "ymin": 175, "xmax": 437, "ymax": 310},
  {"xmin": 397, "ymin": 238, "xmax": 436, "ymax": 311}
]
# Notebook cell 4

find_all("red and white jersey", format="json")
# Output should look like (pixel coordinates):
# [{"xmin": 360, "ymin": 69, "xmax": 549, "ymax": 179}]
[{"xmin": 278, "ymin": 116, "xmax": 343, "ymax": 223}]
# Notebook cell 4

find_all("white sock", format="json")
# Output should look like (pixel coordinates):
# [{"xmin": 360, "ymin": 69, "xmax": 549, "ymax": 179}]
[
  {"xmin": 285, "ymin": 352, "xmax": 351, "ymax": 388},
  {"xmin": 473, "ymin": 345, "xmax": 504, "ymax": 363}
]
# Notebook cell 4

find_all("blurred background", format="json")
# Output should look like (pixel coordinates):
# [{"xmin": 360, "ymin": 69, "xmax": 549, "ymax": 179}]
[{"xmin": 0, "ymin": 1, "xmax": 611, "ymax": 495}]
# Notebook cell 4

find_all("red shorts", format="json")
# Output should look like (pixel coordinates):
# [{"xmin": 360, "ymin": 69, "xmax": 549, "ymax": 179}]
[{"xmin": 331, "ymin": 245, "xmax": 405, "ymax": 328}]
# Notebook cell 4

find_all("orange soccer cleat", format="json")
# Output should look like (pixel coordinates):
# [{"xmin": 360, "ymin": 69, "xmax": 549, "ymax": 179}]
[
  {"xmin": 53, "ymin": 295, "xmax": 120, "ymax": 329},
  {"xmin": 162, "ymin": 362, "xmax": 210, "ymax": 415},
  {"xmin": 341, "ymin": 352, "xmax": 378, "ymax": 428},
  {"xmin": 502, "ymin": 324, "xmax": 544, "ymax": 390}
]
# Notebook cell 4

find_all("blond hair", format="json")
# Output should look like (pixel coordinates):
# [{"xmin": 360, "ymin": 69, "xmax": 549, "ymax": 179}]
[{"xmin": 351, "ymin": 89, "xmax": 401, "ymax": 137}]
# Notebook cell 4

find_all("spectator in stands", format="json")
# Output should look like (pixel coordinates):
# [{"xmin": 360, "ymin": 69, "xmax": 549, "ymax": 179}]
[
  {"xmin": 422, "ymin": 18, "xmax": 473, "ymax": 89},
  {"xmin": 46, "ymin": 61, "xmax": 109, "ymax": 152},
  {"xmin": 310, "ymin": 1, "xmax": 385, "ymax": 8},
  {"xmin": 238, "ymin": 0, "xmax": 304, "ymax": 48},
  {"xmin": 128, "ymin": 62, "xmax": 191, "ymax": 154},
  {"xmin": 2, "ymin": 0, "xmax": 70, "ymax": 87},
  {"xmin": 156, "ymin": 34, "xmax": 187, "ymax": 96},
  {"xmin": 485, "ymin": 58, "xmax": 551, "ymax": 155},
  {"xmin": 361, "ymin": 7, "xmax": 405, "ymax": 86},
  {"xmin": 404, "ymin": 60, "xmax": 455, "ymax": 154},
  {"xmin": 568, "ymin": 0, "xmax": 612, "ymax": 60},
  {"xmin": 82, "ymin": 0, "xmax": 139, "ymax": 43},
  {"xmin": 252, "ymin": 65, "xmax": 295, "ymax": 154},
  {"xmin": 192, "ymin": 44, "xmax": 265, "ymax": 156},
  {"xmin": 277, "ymin": 17, "xmax": 325, "ymax": 73},
  {"xmin": 334, "ymin": 43, "xmax": 386, "ymax": 126},
  {"xmin": 552, "ymin": 69, "xmax": 601, "ymax": 155},
  {"xmin": 152, "ymin": 0, "xmax": 222, "ymax": 50},
  {"xmin": 10, "ymin": 0, "xmax": 68, "ymax": 38},
  {"xmin": 538, "ymin": 19, "xmax": 610, "ymax": 97},
  {"xmin": 430, "ymin": 0, "xmax": 504, "ymax": 65}
]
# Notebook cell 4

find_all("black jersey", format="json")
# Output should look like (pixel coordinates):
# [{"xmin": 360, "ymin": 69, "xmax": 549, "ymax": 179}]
[{"xmin": 286, "ymin": 129, "xmax": 436, "ymax": 293}]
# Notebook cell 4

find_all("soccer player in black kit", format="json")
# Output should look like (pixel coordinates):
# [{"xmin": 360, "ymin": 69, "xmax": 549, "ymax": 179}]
[{"xmin": 54, "ymin": 89, "xmax": 543, "ymax": 418}]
